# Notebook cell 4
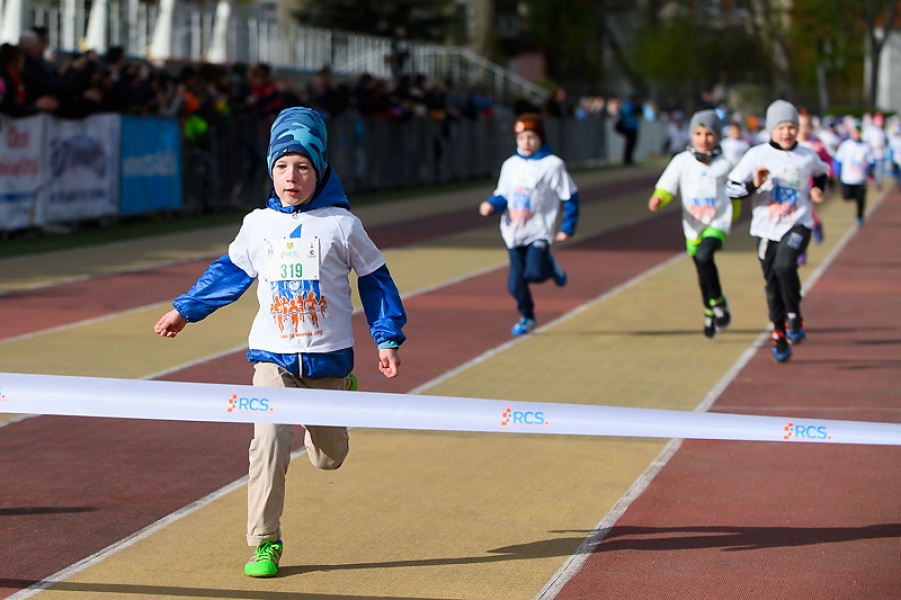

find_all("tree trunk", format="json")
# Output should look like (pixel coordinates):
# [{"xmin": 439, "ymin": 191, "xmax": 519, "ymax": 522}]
[{"xmin": 865, "ymin": 0, "xmax": 898, "ymax": 109}]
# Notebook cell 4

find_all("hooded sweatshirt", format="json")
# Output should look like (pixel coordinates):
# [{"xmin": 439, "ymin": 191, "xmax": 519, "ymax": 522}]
[{"xmin": 173, "ymin": 108, "xmax": 406, "ymax": 378}]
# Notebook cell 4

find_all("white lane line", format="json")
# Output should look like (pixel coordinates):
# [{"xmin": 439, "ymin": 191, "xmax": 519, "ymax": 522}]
[
  {"xmin": 0, "ymin": 254, "xmax": 221, "ymax": 297},
  {"xmin": 0, "ymin": 302, "xmax": 172, "ymax": 345},
  {"xmin": 5, "ymin": 474, "xmax": 245, "ymax": 600}
]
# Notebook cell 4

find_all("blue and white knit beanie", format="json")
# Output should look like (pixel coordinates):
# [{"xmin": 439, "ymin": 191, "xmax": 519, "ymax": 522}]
[{"xmin": 267, "ymin": 107, "xmax": 328, "ymax": 179}]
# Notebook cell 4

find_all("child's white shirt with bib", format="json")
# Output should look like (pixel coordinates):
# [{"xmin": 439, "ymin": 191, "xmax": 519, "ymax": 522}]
[
  {"xmin": 834, "ymin": 139, "xmax": 874, "ymax": 185},
  {"xmin": 728, "ymin": 143, "xmax": 829, "ymax": 241},
  {"xmin": 228, "ymin": 206, "xmax": 385, "ymax": 354},
  {"xmin": 654, "ymin": 151, "xmax": 734, "ymax": 239},
  {"xmin": 493, "ymin": 153, "xmax": 577, "ymax": 248}
]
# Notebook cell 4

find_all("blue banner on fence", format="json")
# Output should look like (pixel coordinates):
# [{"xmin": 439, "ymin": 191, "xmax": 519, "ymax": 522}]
[{"xmin": 119, "ymin": 116, "xmax": 182, "ymax": 215}]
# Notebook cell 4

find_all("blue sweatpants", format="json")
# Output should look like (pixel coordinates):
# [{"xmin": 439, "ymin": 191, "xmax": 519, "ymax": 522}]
[{"xmin": 508, "ymin": 240, "xmax": 554, "ymax": 320}]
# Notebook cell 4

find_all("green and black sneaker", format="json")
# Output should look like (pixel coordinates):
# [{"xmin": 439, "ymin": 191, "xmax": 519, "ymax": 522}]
[
  {"xmin": 703, "ymin": 309, "xmax": 716, "ymax": 339},
  {"xmin": 710, "ymin": 296, "xmax": 731, "ymax": 332},
  {"xmin": 344, "ymin": 373, "xmax": 358, "ymax": 391}
]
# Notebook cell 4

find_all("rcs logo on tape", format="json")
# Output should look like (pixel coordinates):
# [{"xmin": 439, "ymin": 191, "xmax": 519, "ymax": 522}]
[
  {"xmin": 502, "ymin": 407, "xmax": 549, "ymax": 427},
  {"xmin": 784, "ymin": 422, "xmax": 831, "ymax": 441},
  {"xmin": 227, "ymin": 394, "xmax": 274, "ymax": 413}
]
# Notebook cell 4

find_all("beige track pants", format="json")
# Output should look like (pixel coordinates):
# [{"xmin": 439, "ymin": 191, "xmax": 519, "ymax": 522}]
[{"xmin": 246, "ymin": 362, "xmax": 350, "ymax": 546}]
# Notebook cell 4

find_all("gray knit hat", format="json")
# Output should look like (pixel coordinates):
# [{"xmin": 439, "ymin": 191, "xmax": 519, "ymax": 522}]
[
  {"xmin": 689, "ymin": 109, "xmax": 723, "ymax": 143},
  {"xmin": 766, "ymin": 100, "xmax": 799, "ymax": 131}
]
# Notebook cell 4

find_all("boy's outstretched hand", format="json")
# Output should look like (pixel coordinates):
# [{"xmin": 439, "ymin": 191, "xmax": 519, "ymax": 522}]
[
  {"xmin": 648, "ymin": 195, "xmax": 663, "ymax": 212},
  {"xmin": 753, "ymin": 166, "xmax": 770, "ymax": 188},
  {"xmin": 478, "ymin": 201, "xmax": 494, "ymax": 216},
  {"xmin": 378, "ymin": 348, "xmax": 400, "ymax": 378},
  {"xmin": 154, "ymin": 309, "xmax": 187, "ymax": 338}
]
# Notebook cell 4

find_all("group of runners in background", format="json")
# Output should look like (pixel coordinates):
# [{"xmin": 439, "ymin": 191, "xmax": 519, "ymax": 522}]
[{"xmin": 485, "ymin": 101, "xmax": 893, "ymax": 366}]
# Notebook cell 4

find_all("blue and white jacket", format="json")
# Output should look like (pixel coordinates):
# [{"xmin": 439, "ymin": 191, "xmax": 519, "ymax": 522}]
[{"xmin": 172, "ymin": 168, "xmax": 406, "ymax": 379}]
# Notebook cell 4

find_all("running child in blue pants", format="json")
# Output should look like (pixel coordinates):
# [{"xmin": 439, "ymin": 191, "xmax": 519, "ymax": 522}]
[
  {"xmin": 648, "ymin": 109, "xmax": 736, "ymax": 338},
  {"xmin": 479, "ymin": 113, "xmax": 580, "ymax": 336},
  {"xmin": 154, "ymin": 107, "xmax": 407, "ymax": 578}
]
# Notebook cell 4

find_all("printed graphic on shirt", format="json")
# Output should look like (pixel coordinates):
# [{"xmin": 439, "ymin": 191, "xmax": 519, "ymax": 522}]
[
  {"xmin": 688, "ymin": 169, "xmax": 717, "ymax": 223},
  {"xmin": 266, "ymin": 237, "xmax": 328, "ymax": 339},
  {"xmin": 689, "ymin": 196, "xmax": 716, "ymax": 222},
  {"xmin": 768, "ymin": 167, "xmax": 802, "ymax": 222},
  {"xmin": 509, "ymin": 185, "xmax": 534, "ymax": 225},
  {"xmin": 845, "ymin": 158, "xmax": 866, "ymax": 180}
]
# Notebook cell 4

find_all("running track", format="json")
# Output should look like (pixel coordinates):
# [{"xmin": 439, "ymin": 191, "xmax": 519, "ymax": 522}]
[{"xmin": 1, "ymin": 167, "xmax": 899, "ymax": 599}]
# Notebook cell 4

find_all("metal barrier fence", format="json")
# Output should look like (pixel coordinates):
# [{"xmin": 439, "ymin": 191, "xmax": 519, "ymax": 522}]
[
  {"xmin": 189, "ymin": 114, "xmax": 667, "ymax": 212},
  {"xmin": 0, "ymin": 111, "xmax": 665, "ymax": 233}
]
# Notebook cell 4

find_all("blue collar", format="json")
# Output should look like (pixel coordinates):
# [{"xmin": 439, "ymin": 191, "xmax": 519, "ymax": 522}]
[
  {"xmin": 514, "ymin": 143, "xmax": 553, "ymax": 160},
  {"xmin": 266, "ymin": 167, "xmax": 352, "ymax": 214}
]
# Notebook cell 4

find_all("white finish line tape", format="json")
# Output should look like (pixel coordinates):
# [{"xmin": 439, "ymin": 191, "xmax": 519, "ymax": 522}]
[{"xmin": 1, "ymin": 371, "xmax": 899, "ymax": 445}]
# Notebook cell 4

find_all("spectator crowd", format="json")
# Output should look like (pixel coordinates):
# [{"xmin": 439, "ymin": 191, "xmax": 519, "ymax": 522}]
[{"xmin": 0, "ymin": 26, "xmax": 520, "ymax": 134}]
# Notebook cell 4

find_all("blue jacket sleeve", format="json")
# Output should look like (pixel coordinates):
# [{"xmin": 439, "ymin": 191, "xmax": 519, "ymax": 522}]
[
  {"xmin": 357, "ymin": 264, "xmax": 407, "ymax": 349},
  {"xmin": 560, "ymin": 191, "xmax": 579, "ymax": 235},
  {"xmin": 173, "ymin": 255, "xmax": 256, "ymax": 323},
  {"xmin": 832, "ymin": 158, "xmax": 842, "ymax": 179},
  {"xmin": 487, "ymin": 194, "xmax": 508, "ymax": 213}
]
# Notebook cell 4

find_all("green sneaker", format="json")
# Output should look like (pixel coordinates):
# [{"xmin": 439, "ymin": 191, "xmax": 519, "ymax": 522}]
[
  {"xmin": 344, "ymin": 373, "xmax": 357, "ymax": 391},
  {"xmin": 244, "ymin": 539, "xmax": 283, "ymax": 577}
]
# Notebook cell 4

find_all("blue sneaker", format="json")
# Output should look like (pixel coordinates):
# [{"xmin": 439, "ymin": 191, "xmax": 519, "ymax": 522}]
[
  {"xmin": 549, "ymin": 255, "xmax": 567, "ymax": 287},
  {"xmin": 511, "ymin": 317, "xmax": 536, "ymax": 336},
  {"xmin": 786, "ymin": 315, "xmax": 805, "ymax": 344},
  {"xmin": 772, "ymin": 331, "xmax": 792, "ymax": 362},
  {"xmin": 856, "ymin": 216, "xmax": 864, "ymax": 227},
  {"xmin": 813, "ymin": 223, "xmax": 824, "ymax": 243}
]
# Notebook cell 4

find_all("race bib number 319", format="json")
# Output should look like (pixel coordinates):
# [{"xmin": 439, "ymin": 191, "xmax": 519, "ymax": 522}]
[{"xmin": 269, "ymin": 237, "xmax": 321, "ymax": 281}]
